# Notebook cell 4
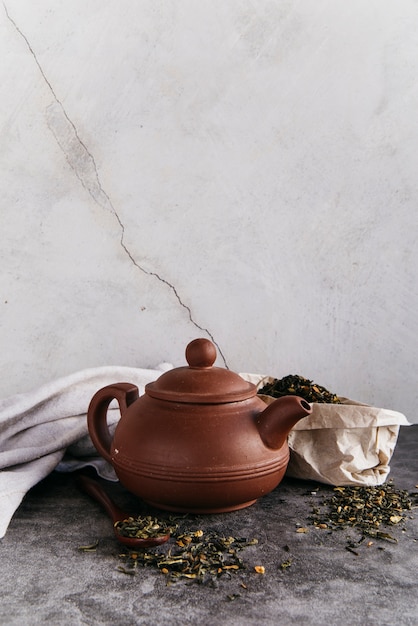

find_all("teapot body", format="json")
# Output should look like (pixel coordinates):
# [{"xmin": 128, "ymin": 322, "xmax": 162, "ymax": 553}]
[
  {"xmin": 110, "ymin": 394, "xmax": 290, "ymax": 513},
  {"xmin": 87, "ymin": 338, "xmax": 311, "ymax": 513}
]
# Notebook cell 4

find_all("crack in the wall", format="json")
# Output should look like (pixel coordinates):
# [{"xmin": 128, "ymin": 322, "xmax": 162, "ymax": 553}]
[{"xmin": 3, "ymin": 2, "xmax": 228, "ymax": 367}]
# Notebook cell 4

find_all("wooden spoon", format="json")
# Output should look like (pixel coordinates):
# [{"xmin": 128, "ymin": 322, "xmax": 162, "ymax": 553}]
[{"xmin": 76, "ymin": 474, "xmax": 170, "ymax": 549}]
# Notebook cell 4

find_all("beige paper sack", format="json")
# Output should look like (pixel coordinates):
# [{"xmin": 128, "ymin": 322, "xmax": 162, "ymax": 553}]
[
  {"xmin": 286, "ymin": 399, "xmax": 410, "ymax": 486},
  {"xmin": 241, "ymin": 374, "xmax": 410, "ymax": 486}
]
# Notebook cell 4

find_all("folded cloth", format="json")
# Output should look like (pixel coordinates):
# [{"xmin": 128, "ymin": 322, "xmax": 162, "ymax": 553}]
[{"xmin": 0, "ymin": 364, "xmax": 171, "ymax": 539}]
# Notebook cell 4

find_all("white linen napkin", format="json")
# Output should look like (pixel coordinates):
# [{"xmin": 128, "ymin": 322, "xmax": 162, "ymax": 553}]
[{"xmin": 0, "ymin": 364, "xmax": 171, "ymax": 539}]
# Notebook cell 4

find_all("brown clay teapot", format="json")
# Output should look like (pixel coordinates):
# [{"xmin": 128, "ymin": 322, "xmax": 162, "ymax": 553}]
[{"xmin": 87, "ymin": 338, "xmax": 312, "ymax": 513}]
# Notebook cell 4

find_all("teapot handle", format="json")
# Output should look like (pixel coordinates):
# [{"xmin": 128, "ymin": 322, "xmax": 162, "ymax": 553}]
[{"xmin": 87, "ymin": 383, "xmax": 139, "ymax": 463}]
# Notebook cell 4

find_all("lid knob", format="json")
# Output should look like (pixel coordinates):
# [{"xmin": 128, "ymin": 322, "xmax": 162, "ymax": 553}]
[{"xmin": 185, "ymin": 338, "xmax": 217, "ymax": 368}]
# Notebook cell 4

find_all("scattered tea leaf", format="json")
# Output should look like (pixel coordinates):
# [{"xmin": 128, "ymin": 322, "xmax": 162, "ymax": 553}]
[
  {"xmin": 78, "ymin": 540, "xmax": 99, "ymax": 552},
  {"xmin": 310, "ymin": 481, "xmax": 413, "ymax": 545},
  {"xmin": 373, "ymin": 531, "xmax": 397, "ymax": 543},
  {"xmin": 117, "ymin": 565, "xmax": 136, "ymax": 576},
  {"xmin": 118, "ymin": 527, "xmax": 259, "ymax": 585}
]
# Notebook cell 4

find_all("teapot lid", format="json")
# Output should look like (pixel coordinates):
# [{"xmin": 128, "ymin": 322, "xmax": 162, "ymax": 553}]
[{"xmin": 145, "ymin": 338, "xmax": 256, "ymax": 404}]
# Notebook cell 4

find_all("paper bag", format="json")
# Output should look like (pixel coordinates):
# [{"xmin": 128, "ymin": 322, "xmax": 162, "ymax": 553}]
[
  {"xmin": 240, "ymin": 374, "xmax": 410, "ymax": 486},
  {"xmin": 286, "ymin": 398, "xmax": 410, "ymax": 485}
]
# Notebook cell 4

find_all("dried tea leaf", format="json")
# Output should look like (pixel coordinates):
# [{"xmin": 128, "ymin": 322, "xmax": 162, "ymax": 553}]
[
  {"xmin": 114, "ymin": 515, "xmax": 176, "ymax": 540},
  {"xmin": 227, "ymin": 594, "xmax": 241, "ymax": 601},
  {"xmin": 118, "ymin": 526, "xmax": 259, "ymax": 585},
  {"xmin": 309, "ymin": 481, "xmax": 413, "ymax": 545},
  {"xmin": 258, "ymin": 374, "xmax": 340, "ymax": 404},
  {"xmin": 117, "ymin": 566, "xmax": 136, "ymax": 576},
  {"xmin": 78, "ymin": 540, "xmax": 99, "ymax": 552}
]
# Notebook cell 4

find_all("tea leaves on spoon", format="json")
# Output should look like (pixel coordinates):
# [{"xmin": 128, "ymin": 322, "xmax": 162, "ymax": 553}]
[{"xmin": 114, "ymin": 515, "xmax": 177, "ymax": 540}]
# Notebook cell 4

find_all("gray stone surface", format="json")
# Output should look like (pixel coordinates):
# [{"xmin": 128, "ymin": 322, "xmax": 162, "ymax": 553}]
[{"xmin": 1, "ymin": 426, "xmax": 417, "ymax": 626}]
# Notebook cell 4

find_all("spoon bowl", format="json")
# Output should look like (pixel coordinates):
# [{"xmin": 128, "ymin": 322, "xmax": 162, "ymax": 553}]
[{"xmin": 76, "ymin": 474, "xmax": 170, "ymax": 548}]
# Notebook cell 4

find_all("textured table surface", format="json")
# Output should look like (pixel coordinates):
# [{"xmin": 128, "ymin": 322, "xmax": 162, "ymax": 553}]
[{"xmin": 1, "ymin": 426, "xmax": 417, "ymax": 626}]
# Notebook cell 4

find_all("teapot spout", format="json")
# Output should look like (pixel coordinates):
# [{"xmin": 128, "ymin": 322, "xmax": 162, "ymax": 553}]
[{"xmin": 256, "ymin": 395, "xmax": 312, "ymax": 450}]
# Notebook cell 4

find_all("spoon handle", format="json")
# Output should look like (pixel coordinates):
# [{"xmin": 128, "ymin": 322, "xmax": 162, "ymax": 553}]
[{"xmin": 76, "ymin": 474, "xmax": 129, "ymax": 525}]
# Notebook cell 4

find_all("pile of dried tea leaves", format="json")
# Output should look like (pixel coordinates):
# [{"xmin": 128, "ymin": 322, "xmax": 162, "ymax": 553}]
[
  {"xmin": 118, "ymin": 527, "xmax": 258, "ymax": 584},
  {"xmin": 115, "ymin": 515, "xmax": 176, "ymax": 540},
  {"xmin": 258, "ymin": 374, "xmax": 341, "ymax": 404},
  {"xmin": 310, "ymin": 481, "xmax": 416, "ymax": 543}
]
